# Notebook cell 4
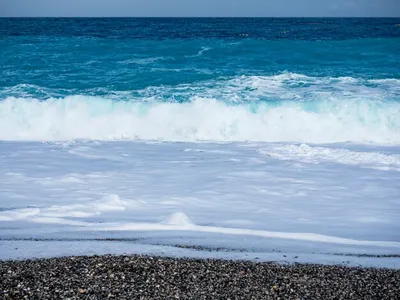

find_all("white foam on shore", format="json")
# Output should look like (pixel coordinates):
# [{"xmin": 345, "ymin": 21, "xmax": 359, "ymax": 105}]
[
  {"xmin": 161, "ymin": 212, "xmax": 195, "ymax": 227},
  {"xmin": 1, "ymin": 207, "xmax": 399, "ymax": 248},
  {"xmin": 259, "ymin": 144, "xmax": 400, "ymax": 171},
  {"xmin": 1, "ymin": 140, "xmax": 399, "ymax": 266},
  {"xmin": 2, "ymin": 240, "xmax": 399, "ymax": 269},
  {"xmin": 91, "ymin": 212, "xmax": 400, "ymax": 248},
  {"xmin": 0, "ymin": 194, "xmax": 130, "ymax": 222}
]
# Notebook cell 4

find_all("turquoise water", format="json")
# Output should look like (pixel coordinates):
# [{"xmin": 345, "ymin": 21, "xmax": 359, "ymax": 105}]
[{"xmin": 1, "ymin": 18, "xmax": 399, "ymax": 143}]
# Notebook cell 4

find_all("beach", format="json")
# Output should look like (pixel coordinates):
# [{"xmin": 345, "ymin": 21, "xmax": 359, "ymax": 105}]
[
  {"xmin": 2, "ymin": 255, "xmax": 399, "ymax": 299},
  {"xmin": 1, "ymin": 17, "xmax": 399, "ymax": 298}
]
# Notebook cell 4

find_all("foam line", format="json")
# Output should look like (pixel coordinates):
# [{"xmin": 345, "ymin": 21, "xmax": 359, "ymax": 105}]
[{"xmin": 93, "ymin": 213, "xmax": 400, "ymax": 248}]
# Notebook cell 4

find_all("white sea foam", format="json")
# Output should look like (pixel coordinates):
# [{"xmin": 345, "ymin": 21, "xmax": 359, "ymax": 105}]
[
  {"xmin": 118, "ymin": 56, "xmax": 171, "ymax": 65},
  {"xmin": 161, "ymin": 212, "xmax": 195, "ymax": 227},
  {"xmin": 0, "ymin": 74, "xmax": 399, "ymax": 143},
  {"xmin": 186, "ymin": 47, "xmax": 212, "ymax": 57},
  {"xmin": 0, "ymin": 208, "xmax": 41, "ymax": 221},
  {"xmin": 95, "ymin": 217, "xmax": 400, "ymax": 248},
  {"xmin": 259, "ymin": 144, "xmax": 400, "ymax": 170},
  {"xmin": 1, "ymin": 140, "xmax": 399, "ymax": 264},
  {"xmin": 0, "ymin": 194, "xmax": 130, "ymax": 221},
  {"xmin": 0, "ymin": 95, "xmax": 398, "ymax": 143}
]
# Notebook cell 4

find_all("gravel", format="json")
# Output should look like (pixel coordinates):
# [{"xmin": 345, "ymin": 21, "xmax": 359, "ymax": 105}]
[{"xmin": 1, "ymin": 255, "xmax": 399, "ymax": 299}]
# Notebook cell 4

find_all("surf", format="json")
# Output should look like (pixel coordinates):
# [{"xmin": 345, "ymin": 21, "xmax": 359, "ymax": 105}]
[{"xmin": 0, "ymin": 95, "xmax": 399, "ymax": 144}]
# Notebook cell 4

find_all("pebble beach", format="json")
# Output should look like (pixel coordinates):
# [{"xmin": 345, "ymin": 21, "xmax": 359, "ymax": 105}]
[{"xmin": 1, "ymin": 255, "xmax": 399, "ymax": 299}]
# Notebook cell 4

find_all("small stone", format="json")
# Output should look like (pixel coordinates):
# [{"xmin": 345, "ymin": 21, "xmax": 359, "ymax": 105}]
[{"xmin": 1, "ymin": 254, "xmax": 399, "ymax": 299}]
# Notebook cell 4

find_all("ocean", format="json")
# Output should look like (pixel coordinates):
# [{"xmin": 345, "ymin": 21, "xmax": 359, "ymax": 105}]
[{"xmin": 0, "ymin": 18, "xmax": 399, "ymax": 267}]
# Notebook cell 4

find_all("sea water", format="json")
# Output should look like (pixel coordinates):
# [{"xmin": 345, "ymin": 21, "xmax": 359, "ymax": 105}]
[{"xmin": 0, "ymin": 18, "xmax": 399, "ymax": 267}]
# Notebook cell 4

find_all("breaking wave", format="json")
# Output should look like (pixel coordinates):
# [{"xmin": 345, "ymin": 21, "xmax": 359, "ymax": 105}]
[{"xmin": 0, "ymin": 74, "xmax": 399, "ymax": 144}]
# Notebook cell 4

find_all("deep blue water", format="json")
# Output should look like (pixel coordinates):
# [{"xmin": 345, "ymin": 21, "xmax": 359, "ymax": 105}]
[{"xmin": 0, "ymin": 18, "xmax": 399, "ymax": 143}]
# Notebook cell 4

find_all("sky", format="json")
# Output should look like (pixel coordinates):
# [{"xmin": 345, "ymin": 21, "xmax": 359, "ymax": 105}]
[{"xmin": 1, "ymin": 0, "xmax": 399, "ymax": 17}]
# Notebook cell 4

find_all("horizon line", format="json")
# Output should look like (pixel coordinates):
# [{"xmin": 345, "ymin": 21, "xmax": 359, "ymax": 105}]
[{"xmin": 1, "ymin": 16, "xmax": 400, "ymax": 18}]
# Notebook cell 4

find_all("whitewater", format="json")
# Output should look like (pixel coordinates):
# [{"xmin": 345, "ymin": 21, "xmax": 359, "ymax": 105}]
[
  {"xmin": 1, "ymin": 74, "xmax": 399, "ymax": 143},
  {"xmin": 1, "ymin": 18, "xmax": 399, "ymax": 268}
]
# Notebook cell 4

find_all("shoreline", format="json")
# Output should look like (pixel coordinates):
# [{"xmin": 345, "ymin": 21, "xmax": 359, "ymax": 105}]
[
  {"xmin": 1, "ymin": 239, "xmax": 399, "ymax": 270},
  {"xmin": 2, "ymin": 254, "xmax": 399, "ymax": 299}
]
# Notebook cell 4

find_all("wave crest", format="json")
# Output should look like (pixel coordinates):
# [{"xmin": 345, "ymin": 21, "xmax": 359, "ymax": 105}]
[{"xmin": 0, "ymin": 95, "xmax": 399, "ymax": 144}]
